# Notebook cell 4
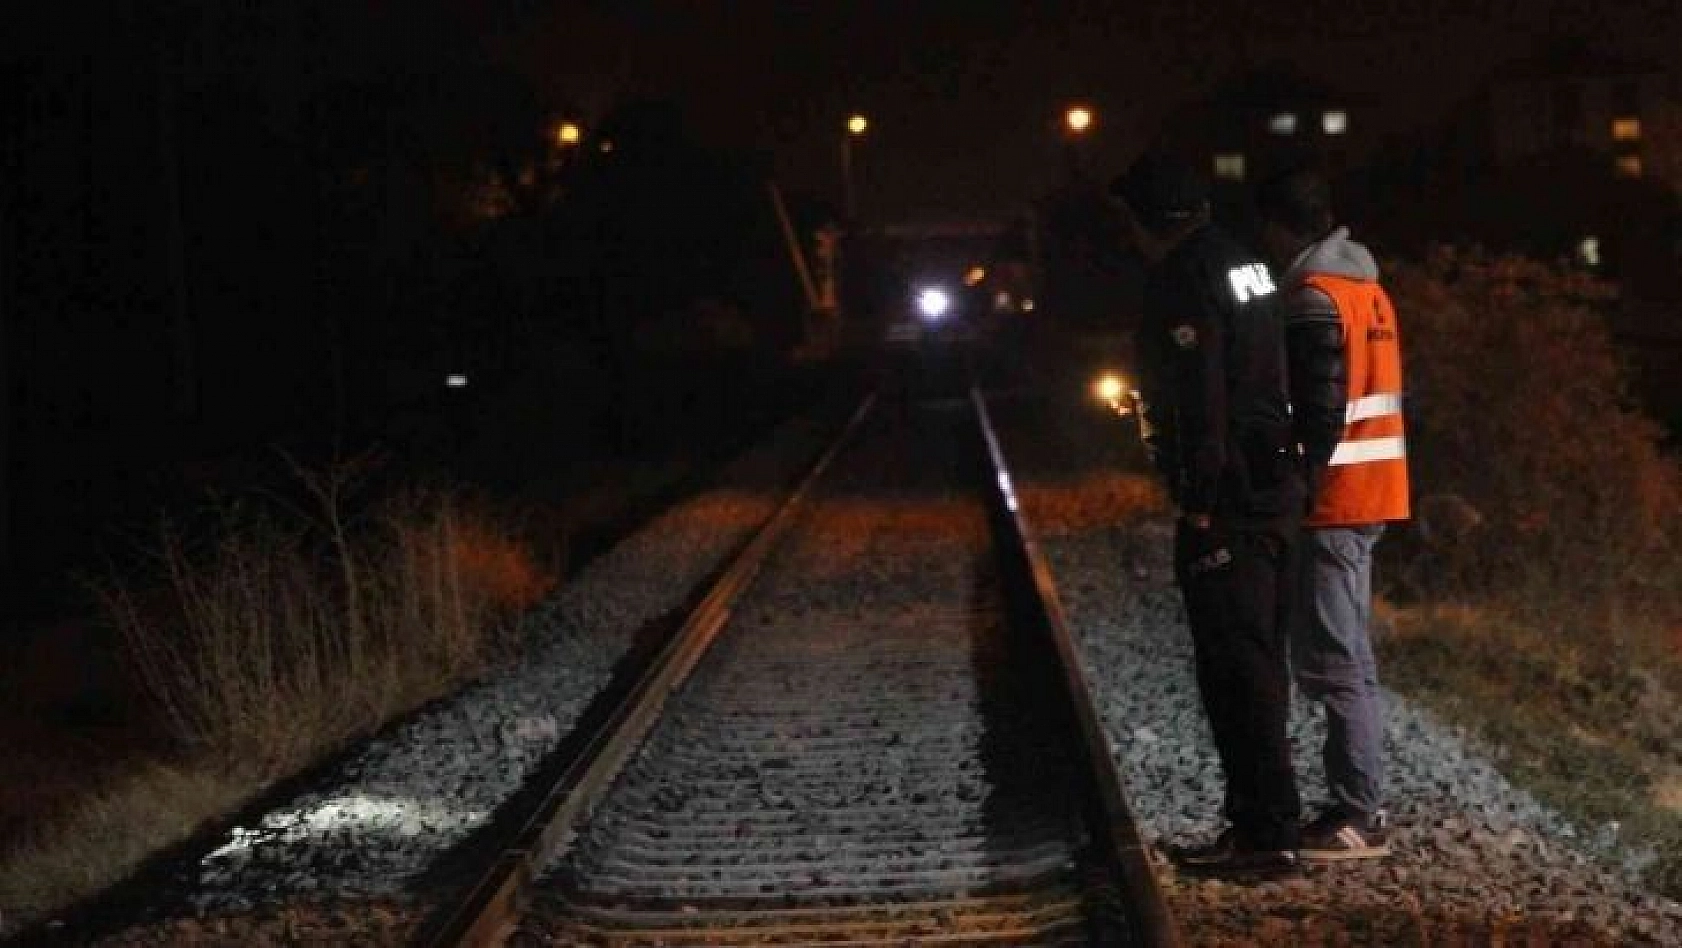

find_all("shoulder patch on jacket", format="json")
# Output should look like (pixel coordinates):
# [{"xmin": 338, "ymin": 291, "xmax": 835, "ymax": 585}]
[{"xmin": 1227, "ymin": 263, "xmax": 1276, "ymax": 303}]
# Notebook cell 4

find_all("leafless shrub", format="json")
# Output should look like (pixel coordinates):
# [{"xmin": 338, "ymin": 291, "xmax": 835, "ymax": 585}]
[
  {"xmin": 1380, "ymin": 247, "xmax": 1682, "ymax": 900},
  {"xmin": 97, "ymin": 464, "xmax": 552, "ymax": 777},
  {"xmin": 1388, "ymin": 247, "xmax": 1681, "ymax": 615}
]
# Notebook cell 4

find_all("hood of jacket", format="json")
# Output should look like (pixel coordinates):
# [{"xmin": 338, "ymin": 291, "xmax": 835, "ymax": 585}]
[{"xmin": 1283, "ymin": 226, "xmax": 1379, "ymax": 284}]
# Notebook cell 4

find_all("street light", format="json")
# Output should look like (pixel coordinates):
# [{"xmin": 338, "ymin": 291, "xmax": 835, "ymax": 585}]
[
  {"xmin": 842, "ymin": 113, "xmax": 868, "ymax": 219},
  {"xmin": 1061, "ymin": 105, "xmax": 1095, "ymax": 180},
  {"xmin": 554, "ymin": 121, "xmax": 582, "ymax": 147},
  {"xmin": 1064, "ymin": 105, "xmax": 1094, "ymax": 135}
]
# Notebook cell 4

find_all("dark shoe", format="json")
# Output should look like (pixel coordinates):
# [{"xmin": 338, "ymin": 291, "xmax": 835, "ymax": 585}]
[
  {"xmin": 1171, "ymin": 828, "xmax": 1303, "ymax": 880},
  {"xmin": 1298, "ymin": 809, "xmax": 1390, "ymax": 862}
]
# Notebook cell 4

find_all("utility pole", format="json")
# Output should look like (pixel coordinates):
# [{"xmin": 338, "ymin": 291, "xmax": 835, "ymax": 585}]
[
  {"xmin": 812, "ymin": 224, "xmax": 841, "ymax": 353},
  {"xmin": 768, "ymin": 181, "xmax": 823, "ymax": 353},
  {"xmin": 837, "ymin": 116, "xmax": 869, "ymax": 350}
]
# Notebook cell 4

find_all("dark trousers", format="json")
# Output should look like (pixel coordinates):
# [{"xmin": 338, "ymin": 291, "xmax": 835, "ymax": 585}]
[{"xmin": 1174, "ymin": 519, "xmax": 1301, "ymax": 849}]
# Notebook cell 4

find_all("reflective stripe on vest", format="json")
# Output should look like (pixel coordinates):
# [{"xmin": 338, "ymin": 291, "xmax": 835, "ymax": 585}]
[
  {"xmin": 1345, "ymin": 392, "xmax": 1402, "ymax": 424},
  {"xmin": 1329, "ymin": 435, "xmax": 1406, "ymax": 466}
]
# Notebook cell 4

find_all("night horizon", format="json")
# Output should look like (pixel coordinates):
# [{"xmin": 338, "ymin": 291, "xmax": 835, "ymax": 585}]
[{"xmin": 491, "ymin": 0, "xmax": 1682, "ymax": 221}]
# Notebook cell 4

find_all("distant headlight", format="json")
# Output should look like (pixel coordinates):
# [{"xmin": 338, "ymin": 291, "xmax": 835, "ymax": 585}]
[{"xmin": 917, "ymin": 287, "xmax": 951, "ymax": 320}]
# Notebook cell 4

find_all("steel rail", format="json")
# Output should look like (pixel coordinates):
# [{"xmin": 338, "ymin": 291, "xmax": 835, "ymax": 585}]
[
  {"xmin": 422, "ymin": 386, "xmax": 1179, "ymax": 946},
  {"xmin": 413, "ymin": 394, "xmax": 876, "ymax": 948},
  {"xmin": 970, "ymin": 386, "xmax": 1184, "ymax": 948}
]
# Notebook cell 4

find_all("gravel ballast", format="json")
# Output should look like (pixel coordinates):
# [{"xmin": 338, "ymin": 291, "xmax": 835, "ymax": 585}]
[
  {"xmin": 993, "ymin": 395, "xmax": 1682, "ymax": 946},
  {"xmin": 81, "ymin": 417, "xmax": 832, "ymax": 946},
  {"xmin": 68, "ymin": 390, "xmax": 1682, "ymax": 946},
  {"xmin": 524, "ymin": 402, "xmax": 1097, "ymax": 944}
]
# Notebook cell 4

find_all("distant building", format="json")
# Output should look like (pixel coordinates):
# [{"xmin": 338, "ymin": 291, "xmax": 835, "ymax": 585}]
[
  {"xmin": 1156, "ymin": 65, "xmax": 1370, "ymax": 191},
  {"xmin": 1472, "ymin": 40, "xmax": 1674, "ymax": 190},
  {"xmin": 1375, "ymin": 40, "xmax": 1682, "ymax": 293}
]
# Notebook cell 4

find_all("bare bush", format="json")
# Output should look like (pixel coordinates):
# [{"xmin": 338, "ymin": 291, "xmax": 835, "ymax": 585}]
[
  {"xmin": 3, "ymin": 467, "xmax": 554, "ymax": 932},
  {"xmin": 1380, "ymin": 247, "xmax": 1682, "ymax": 900},
  {"xmin": 99, "ymin": 468, "xmax": 551, "ymax": 778},
  {"xmin": 1387, "ymin": 247, "xmax": 1681, "ymax": 612}
]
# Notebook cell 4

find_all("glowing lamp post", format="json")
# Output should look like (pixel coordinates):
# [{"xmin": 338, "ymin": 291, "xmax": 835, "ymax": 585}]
[
  {"xmin": 554, "ymin": 121, "xmax": 582, "ymax": 147},
  {"xmin": 1064, "ymin": 105, "xmax": 1093, "ymax": 135},
  {"xmin": 842, "ymin": 113, "xmax": 868, "ymax": 220},
  {"xmin": 1062, "ymin": 104, "xmax": 1095, "ymax": 179}
]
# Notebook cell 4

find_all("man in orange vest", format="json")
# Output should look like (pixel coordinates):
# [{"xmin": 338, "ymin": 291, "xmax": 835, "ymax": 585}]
[{"xmin": 1257, "ymin": 166, "xmax": 1410, "ymax": 861}]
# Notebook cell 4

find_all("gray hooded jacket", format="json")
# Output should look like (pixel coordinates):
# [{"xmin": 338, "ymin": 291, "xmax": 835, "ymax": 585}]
[{"xmin": 1280, "ymin": 226, "xmax": 1381, "ymax": 470}]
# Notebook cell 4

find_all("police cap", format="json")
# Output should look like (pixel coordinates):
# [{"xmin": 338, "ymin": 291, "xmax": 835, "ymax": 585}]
[{"xmin": 1110, "ymin": 153, "xmax": 1211, "ymax": 234}]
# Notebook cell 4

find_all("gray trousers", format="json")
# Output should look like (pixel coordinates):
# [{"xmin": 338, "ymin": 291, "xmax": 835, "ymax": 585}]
[{"xmin": 1292, "ymin": 524, "xmax": 1385, "ymax": 822}]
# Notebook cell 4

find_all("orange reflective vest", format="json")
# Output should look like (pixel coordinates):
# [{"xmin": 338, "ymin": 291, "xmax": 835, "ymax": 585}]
[{"xmin": 1303, "ymin": 273, "xmax": 1411, "ymax": 526}]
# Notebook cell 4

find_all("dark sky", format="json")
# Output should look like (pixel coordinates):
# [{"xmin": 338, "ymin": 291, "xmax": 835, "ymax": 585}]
[
  {"xmin": 480, "ymin": 1, "xmax": 1680, "ymax": 223},
  {"xmin": 502, "ymin": 1, "xmax": 1682, "ymax": 223}
]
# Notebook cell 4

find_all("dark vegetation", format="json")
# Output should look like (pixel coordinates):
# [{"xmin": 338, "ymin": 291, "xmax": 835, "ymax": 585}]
[
  {"xmin": 1, "ymin": 4, "xmax": 831, "ymax": 637},
  {"xmin": 1377, "ymin": 249, "xmax": 1682, "ymax": 899},
  {"xmin": 0, "ymin": 4, "xmax": 846, "ymax": 927}
]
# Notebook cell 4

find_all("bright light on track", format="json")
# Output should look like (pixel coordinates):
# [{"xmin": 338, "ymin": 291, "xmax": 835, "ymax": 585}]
[{"xmin": 917, "ymin": 287, "xmax": 951, "ymax": 320}]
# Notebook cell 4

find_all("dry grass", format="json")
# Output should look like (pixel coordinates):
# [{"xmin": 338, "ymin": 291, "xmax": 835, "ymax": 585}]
[
  {"xmin": 0, "ymin": 465, "xmax": 552, "ymax": 933},
  {"xmin": 101, "ymin": 470, "xmax": 550, "ymax": 774},
  {"xmin": 1017, "ymin": 471, "xmax": 1169, "ymax": 536},
  {"xmin": 0, "ymin": 762, "xmax": 251, "ymax": 933},
  {"xmin": 1380, "ymin": 602, "xmax": 1682, "ymax": 899}
]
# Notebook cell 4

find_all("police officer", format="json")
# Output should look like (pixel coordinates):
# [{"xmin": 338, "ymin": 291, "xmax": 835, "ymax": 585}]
[
  {"xmin": 1111, "ymin": 153, "xmax": 1304, "ymax": 878},
  {"xmin": 1258, "ymin": 165, "xmax": 1409, "ymax": 861}
]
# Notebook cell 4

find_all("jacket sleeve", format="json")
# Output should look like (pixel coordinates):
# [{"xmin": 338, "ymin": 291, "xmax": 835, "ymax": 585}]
[
  {"xmin": 1283, "ymin": 285, "xmax": 1347, "ymax": 470},
  {"xmin": 1134, "ymin": 320, "xmax": 1179, "ymax": 489},
  {"xmin": 1177, "ymin": 281, "xmax": 1229, "ymax": 516}
]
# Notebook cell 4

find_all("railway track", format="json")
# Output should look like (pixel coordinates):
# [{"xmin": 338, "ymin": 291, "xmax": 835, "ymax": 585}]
[
  {"xmin": 17, "ymin": 380, "xmax": 1678, "ymax": 948},
  {"xmin": 418, "ymin": 391, "xmax": 1178, "ymax": 947}
]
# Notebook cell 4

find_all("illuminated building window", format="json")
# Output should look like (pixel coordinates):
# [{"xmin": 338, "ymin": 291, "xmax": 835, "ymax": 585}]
[
  {"xmin": 1322, "ymin": 110, "xmax": 1348, "ymax": 135},
  {"xmin": 1213, "ymin": 153, "xmax": 1246, "ymax": 181},
  {"xmin": 1615, "ymin": 155, "xmax": 1643, "ymax": 178},
  {"xmin": 1612, "ymin": 117, "xmax": 1642, "ymax": 141},
  {"xmin": 1578, "ymin": 236, "xmax": 1601, "ymax": 268},
  {"xmin": 1268, "ymin": 112, "xmax": 1297, "ymax": 135}
]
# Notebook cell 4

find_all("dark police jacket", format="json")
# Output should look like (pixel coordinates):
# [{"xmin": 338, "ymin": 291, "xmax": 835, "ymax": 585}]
[{"xmin": 1135, "ymin": 225, "xmax": 1305, "ymax": 525}]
